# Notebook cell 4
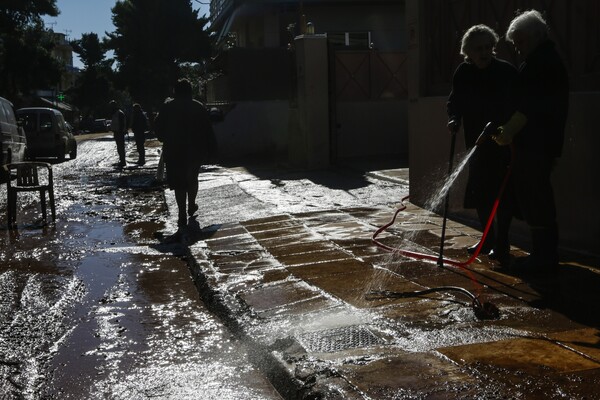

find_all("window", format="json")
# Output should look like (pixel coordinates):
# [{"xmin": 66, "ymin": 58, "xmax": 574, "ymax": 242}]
[
  {"xmin": 327, "ymin": 31, "xmax": 371, "ymax": 48},
  {"xmin": 40, "ymin": 113, "xmax": 53, "ymax": 132},
  {"xmin": 19, "ymin": 113, "xmax": 37, "ymax": 134}
]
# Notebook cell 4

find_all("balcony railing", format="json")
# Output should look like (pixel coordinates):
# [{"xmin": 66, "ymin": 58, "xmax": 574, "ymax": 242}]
[{"xmin": 210, "ymin": 0, "xmax": 235, "ymax": 23}]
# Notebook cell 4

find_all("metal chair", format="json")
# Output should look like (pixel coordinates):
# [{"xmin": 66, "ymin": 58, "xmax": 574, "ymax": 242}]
[{"xmin": 6, "ymin": 162, "xmax": 56, "ymax": 229}]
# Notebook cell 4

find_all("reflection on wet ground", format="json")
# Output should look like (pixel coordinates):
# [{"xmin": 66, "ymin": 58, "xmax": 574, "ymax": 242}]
[
  {"xmin": 182, "ymin": 164, "xmax": 600, "ymax": 399},
  {"xmin": 0, "ymin": 139, "xmax": 281, "ymax": 399},
  {"xmin": 2, "ymin": 136, "xmax": 599, "ymax": 399}
]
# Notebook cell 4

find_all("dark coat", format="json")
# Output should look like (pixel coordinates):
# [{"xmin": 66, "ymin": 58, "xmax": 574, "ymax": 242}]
[
  {"xmin": 154, "ymin": 96, "xmax": 216, "ymax": 190},
  {"xmin": 514, "ymin": 40, "xmax": 569, "ymax": 158},
  {"xmin": 447, "ymin": 57, "xmax": 518, "ymax": 208},
  {"xmin": 130, "ymin": 109, "xmax": 148, "ymax": 135}
]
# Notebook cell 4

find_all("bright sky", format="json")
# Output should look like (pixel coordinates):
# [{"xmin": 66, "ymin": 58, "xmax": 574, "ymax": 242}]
[{"xmin": 43, "ymin": 0, "xmax": 210, "ymax": 68}]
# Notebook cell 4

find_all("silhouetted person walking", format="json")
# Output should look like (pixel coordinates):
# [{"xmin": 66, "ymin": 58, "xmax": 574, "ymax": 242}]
[
  {"xmin": 131, "ymin": 103, "xmax": 148, "ymax": 165},
  {"xmin": 154, "ymin": 79, "xmax": 215, "ymax": 227},
  {"xmin": 109, "ymin": 100, "xmax": 127, "ymax": 168}
]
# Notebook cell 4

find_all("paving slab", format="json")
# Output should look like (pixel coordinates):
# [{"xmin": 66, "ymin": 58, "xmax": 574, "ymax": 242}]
[{"xmin": 181, "ymin": 165, "xmax": 600, "ymax": 399}]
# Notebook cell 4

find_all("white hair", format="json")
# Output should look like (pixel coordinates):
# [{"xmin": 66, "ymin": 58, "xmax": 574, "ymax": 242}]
[{"xmin": 506, "ymin": 9, "xmax": 549, "ymax": 43}]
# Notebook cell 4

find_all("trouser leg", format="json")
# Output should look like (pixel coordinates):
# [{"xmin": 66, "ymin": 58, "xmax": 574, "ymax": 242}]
[
  {"xmin": 114, "ymin": 133, "xmax": 126, "ymax": 164},
  {"xmin": 513, "ymin": 152, "xmax": 558, "ymax": 264},
  {"xmin": 186, "ymin": 167, "xmax": 199, "ymax": 214},
  {"xmin": 175, "ymin": 189, "xmax": 187, "ymax": 226},
  {"xmin": 135, "ymin": 133, "xmax": 145, "ymax": 163},
  {"xmin": 495, "ymin": 182, "xmax": 514, "ymax": 255},
  {"xmin": 476, "ymin": 205, "xmax": 495, "ymax": 251},
  {"xmin": 494, "ymin": 202, "xmax": 512, "ymax": 254}
]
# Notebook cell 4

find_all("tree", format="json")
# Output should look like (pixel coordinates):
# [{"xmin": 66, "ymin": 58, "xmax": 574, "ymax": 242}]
[
  {"xmin": 69, "ymin": 33, "xmax": 117, "ymax": 119},
  {"xmin": 71, "ymin": 32, "xmax": 107, "ymax": 69},
  {"xmin": 0, "ymin": 0, "xmax": 63, "ymax": 102},
  {"xmin": 107, "ymin": 0, "xmax": 211, "ymax": 110}
]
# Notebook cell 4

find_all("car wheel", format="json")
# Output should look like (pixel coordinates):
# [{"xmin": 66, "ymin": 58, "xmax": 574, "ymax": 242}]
[
  {"xmin": 58, "ymin": 144, "xmax": 66, "ymax": 161},
  {"xmin": 70, "ymin": 141, "xmax": 77, "ymax": 159}
]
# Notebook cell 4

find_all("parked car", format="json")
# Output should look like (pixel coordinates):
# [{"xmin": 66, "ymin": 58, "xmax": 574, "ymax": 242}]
[
  {"xmin": 92, "ymin": 118, "xmax": 111, "ymax": 133},
  {"xmin": 0, "ymin": 96, "xmax": 27, "ymax": 179},
  {"xmin": 16, "ymin": 107, "xmax": 77, "ymax": 160}
]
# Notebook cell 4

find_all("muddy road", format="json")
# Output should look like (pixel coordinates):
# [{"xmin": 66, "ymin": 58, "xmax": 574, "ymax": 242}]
[{"xmin": 0, "ymin": 137, "xmax": 281, "ymax": 399}]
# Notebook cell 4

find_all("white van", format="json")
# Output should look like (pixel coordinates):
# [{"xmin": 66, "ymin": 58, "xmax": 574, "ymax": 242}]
[
  {"xmin": 0, "ymin": 96, "xmax": 27, "ymax": 167},
  {"xmin": 17, "ymin": 107, "xmax": 77, "ymax": 160}
]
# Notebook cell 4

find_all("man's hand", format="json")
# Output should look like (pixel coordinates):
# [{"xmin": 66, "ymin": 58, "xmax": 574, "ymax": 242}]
[
  {"xmin": 493, "ymin": 111, "xmax": 527, "ymax": 146},
  {"xmin": 493, "ymin": 126, "xmax": 513, "ymax": 145}
]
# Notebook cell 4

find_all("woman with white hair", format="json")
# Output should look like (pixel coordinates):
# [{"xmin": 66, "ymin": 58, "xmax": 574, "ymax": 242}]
[
  {"xmin": 493, "ymin": 10, "xmax": 569, "ymax": 273},
  {"xmin": 447, "ymin": 24, "xmax": 518, "ymax": 265}
]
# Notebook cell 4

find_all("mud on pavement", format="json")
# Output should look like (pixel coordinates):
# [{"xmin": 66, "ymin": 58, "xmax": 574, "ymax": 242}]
[{"xmin": 0, "ymin": 138, "xmax": 281, "ymax": 399}]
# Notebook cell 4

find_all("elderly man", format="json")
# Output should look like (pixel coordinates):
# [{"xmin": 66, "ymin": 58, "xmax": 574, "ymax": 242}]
[{"xmin": 493, "ymin": 10, "xmax": 569, "ymax": 273}]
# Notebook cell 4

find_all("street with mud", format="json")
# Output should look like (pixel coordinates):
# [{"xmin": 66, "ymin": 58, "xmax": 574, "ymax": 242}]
[
  {"xmin": 0, "ymin": 134, "xmax": 405, "ymax": 399},
  {"xmin": 2, "ymin": 135, "xmax": 599, "ymax": 399},
  {"xmin": 0, "ymin": 136, "xmax": 284, "ymax": 399}
]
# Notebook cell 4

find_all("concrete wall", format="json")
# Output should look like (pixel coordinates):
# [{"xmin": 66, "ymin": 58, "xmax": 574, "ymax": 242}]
[
  {"xmin": 407, "ymin": 94, "xmax": 600, "ymax": 257},
  {"xmin": 554, "ymin": 93, "xmax": 600, "ymax": 254},
  {"xmin": 288, "ymin": 35, "xmax": 330, "ymax": 169},
  {"xmin": 212, "ymin": 100, "xmax": 289, "ymax": 160},
  {"xmin": 336, "ymin": 100, "xmax": 408, "ymax": 159}
]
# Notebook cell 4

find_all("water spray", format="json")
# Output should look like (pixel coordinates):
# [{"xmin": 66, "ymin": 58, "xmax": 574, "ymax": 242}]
[
  {"xmin": 438, "ymin": 121, "xmax": 497, "ymax": 266},
  {"xmin": 369, "ymin": 122, "xmax": 514, "ymax": 321},
  {"xmin": 436, "ymin": 120, "xmax": 458, "ymax": 268},
  {"xmin": 366, "ymin": 287, "xmax": 500, "ymax": 320}
]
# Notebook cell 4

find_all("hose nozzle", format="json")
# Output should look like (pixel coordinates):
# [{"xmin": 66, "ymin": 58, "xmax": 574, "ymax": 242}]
[{"xmin": 475, "ymin": 122, "xmax": 498, "ymax": 146}]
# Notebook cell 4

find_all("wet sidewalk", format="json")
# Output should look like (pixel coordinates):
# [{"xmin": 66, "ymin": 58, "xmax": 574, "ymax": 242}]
[{"xmin": 177, "ymin": 165, "xmax": 600, "ymax": 399}]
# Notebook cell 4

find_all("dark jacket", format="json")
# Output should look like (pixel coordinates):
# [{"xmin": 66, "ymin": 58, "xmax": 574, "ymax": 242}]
[
  {"xmin": 131, "ymin": 109, "xmax": 148, "ymax": 135},
  {"xmin": 111, "ymin": 109, "xmax": 127, "ymax": 135},
  {"xmin": 154, "ymin": 96, "xmax": 216, "ymax": 166},
  {"xmin": 447, "ymin": 57, "xmax": 518, "ymax": 208},
  {"xmin": 448, "ymin": 57, "xmax": 519, "ymax": 147},
  {"xmin": 514, "ymin": 40, "xmax": 569, "ymax": 158}
]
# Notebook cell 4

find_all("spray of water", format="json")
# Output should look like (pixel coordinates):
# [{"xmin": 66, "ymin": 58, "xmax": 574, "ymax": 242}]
[
  {"xmin": 425, "ymin": 147, "xmax": 477, "ymax": 212},
  {"xmin": 365, "ymin": 147, "xmax": 478, "ymax": 294}
]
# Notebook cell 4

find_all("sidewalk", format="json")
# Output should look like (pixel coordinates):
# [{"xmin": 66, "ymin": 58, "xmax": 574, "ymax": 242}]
[{"xmin": 177, "ymin": 164, "xmax": 600, "ymax": 399}]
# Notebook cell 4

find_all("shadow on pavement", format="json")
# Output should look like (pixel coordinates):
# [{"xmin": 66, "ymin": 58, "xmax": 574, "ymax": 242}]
[{"xmin": 501, "ymin": 263, "xmax": 600, "ymax": 328}]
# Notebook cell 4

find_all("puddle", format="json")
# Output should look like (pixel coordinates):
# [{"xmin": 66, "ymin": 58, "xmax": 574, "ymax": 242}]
[{"xmin": 0, "ymin": 139, "xmax": 281, "ymax": 399}]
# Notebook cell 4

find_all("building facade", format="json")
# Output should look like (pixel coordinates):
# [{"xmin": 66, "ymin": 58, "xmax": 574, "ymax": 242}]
[{"xmin": 207, "ymin": 0, "xmax": 408, "ymax": 163}]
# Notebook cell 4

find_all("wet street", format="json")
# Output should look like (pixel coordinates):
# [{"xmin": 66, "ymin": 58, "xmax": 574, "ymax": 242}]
[
  {"xmin": 0, "ymin": 136, "xmax": 281, "ymax": 399},
  {"xmin": 2, "ymin": 135, "xmax": 599, "ymax": 399}
]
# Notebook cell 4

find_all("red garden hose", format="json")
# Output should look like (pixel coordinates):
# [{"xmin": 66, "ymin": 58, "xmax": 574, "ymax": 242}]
[
  {"xmin": 372, "ymin": 143, "xmax": 514, "ymax": 269},
  {"xmin": 369, "ymin": 141, "xmax": 515, "ymax": 320}
]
